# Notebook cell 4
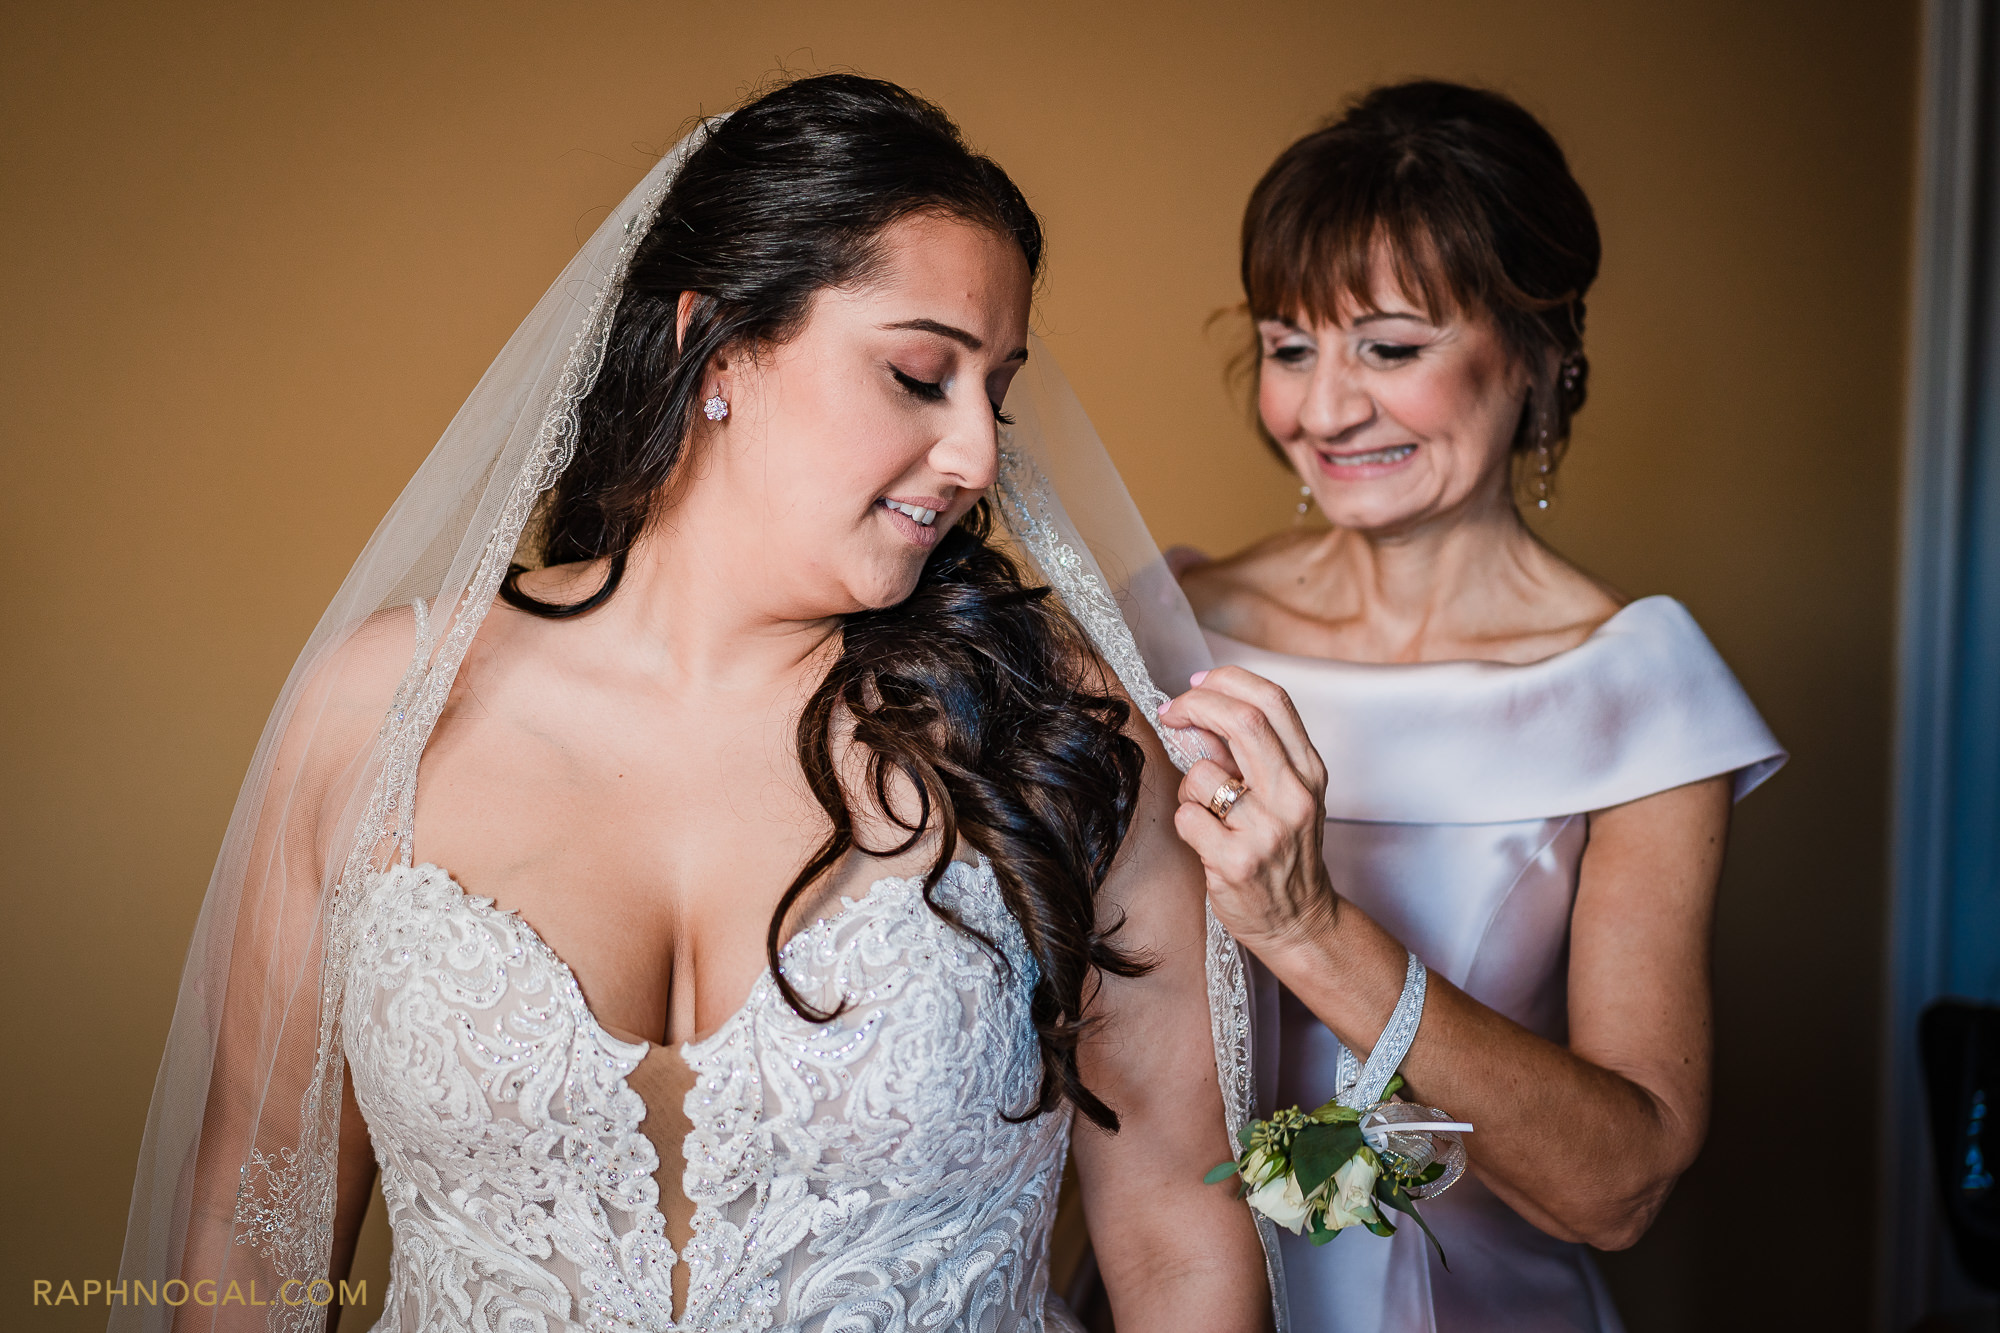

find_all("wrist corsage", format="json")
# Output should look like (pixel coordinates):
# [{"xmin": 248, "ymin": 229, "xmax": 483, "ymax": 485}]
[
  {"xmin": 1206, "ymin": 951, "xmax": 1472, "ymax": 1263},
  {"xmin": 1204, "ymin": 1074, "xmax": 1472, "ymax": 1262}
]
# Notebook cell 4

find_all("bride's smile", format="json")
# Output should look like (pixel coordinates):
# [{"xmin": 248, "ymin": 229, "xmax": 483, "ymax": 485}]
[
  {"xmin": 879, "ymin": 494, "xmax": 950, "ymax": 545},
  {"xmin": 668, "ymin": 209, "xmax": 1030, "ymax": 617}
]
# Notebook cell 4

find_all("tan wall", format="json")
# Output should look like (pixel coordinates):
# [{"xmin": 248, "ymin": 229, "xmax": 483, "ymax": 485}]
[{"xmin": 1, "ymin": 3, "xmax": 1916, "ymax": 1328}]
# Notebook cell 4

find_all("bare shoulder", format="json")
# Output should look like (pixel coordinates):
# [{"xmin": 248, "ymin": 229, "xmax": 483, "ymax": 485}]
[
  {"xmin": 1482, "ymin": 539, "xmax": 1629, "ymax": 661},
  {"xmin": 1047, "ymin": 635, "xmax": 1209, "ymax": 943},
  {"xmin": 1097, "ymin": 701, "xmax": 1210, "ymax": 956},
  {"xmin": 298, "ymin": 604, "xmax": 422, "ymax": 720},
  {"xmin": 1175, "ymin": 530, "xmax": 1321, "ymax": 642},
  {"xmin": 274, "ymin": 604, "xmax": 422, "ymax": 807},
  {"xmin": 224, "ymin": 606, "xmax": 427, "ymax": 888}
]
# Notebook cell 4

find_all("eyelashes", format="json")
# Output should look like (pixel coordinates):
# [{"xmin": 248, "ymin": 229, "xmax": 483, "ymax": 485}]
[
  {"xmin": 892, "ymin": 366, "xmax": 1015, "ymax": 425},
  {"xmin": 892, "ymin": 366, "xmax": 947, "ymax": 401},
  {"xmin": 1264, "ymin": 342, "xmax": 1424, "ymax": 367},
  {"xmin": 1366, "ymin": 342, "xmax": 1422, "ymax": 363}
]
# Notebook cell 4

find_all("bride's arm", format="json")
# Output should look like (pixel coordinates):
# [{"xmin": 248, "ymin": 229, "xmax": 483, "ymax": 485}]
[
  {"xmin": 1069, "ymin": 719, "xmax": 1273, "ymax": 1333},
  {"xmin": 170, "ymin": 611, "xmax": 408, "ymax": 1327}
]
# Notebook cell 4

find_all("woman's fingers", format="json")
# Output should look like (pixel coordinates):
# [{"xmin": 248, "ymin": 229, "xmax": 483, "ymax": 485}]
[
  {"xmin": 1185, "ymin": 666, "xmax": 1325, "ymax": 784},
  {"xmin": 1179, "ymin": 757, "xmax": 1246, "ymax": 818},
  {"xmin": 1172, "ymin": 787, "xmax": 1309, "ymax": 934},
  {"xmin": 1161, "ymin": 668, "xmax": 1335, "ymax": 957},
  {"xmin": 1157, "ymin": 680, "xmax": 1297, "ymax": 793},
  {"xmin": 1178, "ymin": 757, "xmax": 1317, "ymax": 866},
  {"xmin": 1171, "ymin": 798, "xmax": 1232, "ymax": 869},
  {"xmin": 1175, "ymin": 724, "xmax": 1238, "ymax": 777}
]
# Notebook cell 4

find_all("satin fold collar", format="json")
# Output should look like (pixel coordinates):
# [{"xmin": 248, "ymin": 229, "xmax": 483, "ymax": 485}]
[{"xmin": 1204, "ymin": 596, "xmax": 1785, "ymax": 825}]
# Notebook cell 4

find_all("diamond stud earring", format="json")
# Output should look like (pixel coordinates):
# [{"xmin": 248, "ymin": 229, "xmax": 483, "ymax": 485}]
[{"xmin": 702, "ymin": 395, "xmax": 729, "ymax": 422}]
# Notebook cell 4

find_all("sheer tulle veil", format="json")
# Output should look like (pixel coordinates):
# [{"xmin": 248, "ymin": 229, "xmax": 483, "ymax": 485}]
[{"xmin": 114, "ymin": 117, "xmax": 1285, "ymax": 1331}]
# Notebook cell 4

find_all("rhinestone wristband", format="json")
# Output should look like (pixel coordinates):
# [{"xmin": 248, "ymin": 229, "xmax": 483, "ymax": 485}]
[{"xmin": 1333, "ymin": 951, "xmax": 1428, "ymax": 1109}]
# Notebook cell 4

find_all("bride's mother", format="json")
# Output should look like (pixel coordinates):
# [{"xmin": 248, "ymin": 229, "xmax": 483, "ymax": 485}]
[{"xmin": 1163, "ymin": 82, "xmax": 1784, "ymax": 1333}]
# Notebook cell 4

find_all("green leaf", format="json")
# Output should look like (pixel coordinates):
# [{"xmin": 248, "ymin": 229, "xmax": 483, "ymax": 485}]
[
  {"xmin": 1203, "ymin": 1161, "xmax": 1241, "ymax": 1186},
  {"xmin": 1308, "ymin": 1223, "xmax": 1340, "ymax": 1247},
  {"xmin": 1364, "ymin": 1218, "xmax": 1397, "ymax": 1238},
  {"xmin": 1412, "ymin": 1162, "xmax": 1445, "ymax": 1186},
  {"xmin": 1375, "ymin": 1180, "xmax": 1450, "ymax": 1271},
  {"xmin": 1292, "ymin": 1122, "xmax": 1364, "ymax": 1196},
  {"xmin": 1238, "ymin": 1123, "xmax": 1258, "ymax": 1151}
]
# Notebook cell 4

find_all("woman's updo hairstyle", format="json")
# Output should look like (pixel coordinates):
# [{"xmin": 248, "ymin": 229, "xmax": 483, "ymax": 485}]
[
  {"xmin": 1242, "ymin": 80, "xmax": 1601, "ymax": 491},
  {"xmin": 502, "ymin": 74, "xmax": 1150, "ymax": 1132}
]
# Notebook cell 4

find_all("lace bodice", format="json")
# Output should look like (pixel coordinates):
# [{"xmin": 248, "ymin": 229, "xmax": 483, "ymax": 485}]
[{"xmin": 342, "ymin": 855, "xmax": 1070, "ymax": 1333}]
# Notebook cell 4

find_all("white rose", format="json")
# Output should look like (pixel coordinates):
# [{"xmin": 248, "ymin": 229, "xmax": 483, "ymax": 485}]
[
  {"xmin": 1246, "ymin": 1171, "xmax": 1315, "ymax": 1234},
  {"xmin": 1324, "ymin": 1153, "xmax": 1382, "ymax": 1231},
  {"xmin": 1240, "ymin": 1145, "xmax": 1282, "ymax": 1189}
]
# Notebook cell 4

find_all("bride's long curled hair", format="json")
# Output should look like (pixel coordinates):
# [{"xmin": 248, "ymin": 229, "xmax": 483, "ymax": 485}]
[{"xmin": 502, "ymin": 74, "xmax": 1150, "ymax": 1131}]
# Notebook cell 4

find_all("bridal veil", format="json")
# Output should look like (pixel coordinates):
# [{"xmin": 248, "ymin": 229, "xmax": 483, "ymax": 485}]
[{"xmin": 114, "ymin": 118, "xmax": 1285, "ymax": 1332}]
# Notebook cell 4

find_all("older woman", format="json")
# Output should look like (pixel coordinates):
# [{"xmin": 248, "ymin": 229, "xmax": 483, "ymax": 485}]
[{"xmin": 1163, "ymin": 82, "xmax": 1784, "ymax": 1333}]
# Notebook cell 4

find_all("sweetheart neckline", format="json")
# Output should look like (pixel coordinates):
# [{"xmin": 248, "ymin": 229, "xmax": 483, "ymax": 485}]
[
  {"xmin": 382, "ymin": 854, "xmax": 992, "ymax": 1057},
  {"xmin": 361, "ymin": 852, "xmax": 1004, "ymax": 1330}
]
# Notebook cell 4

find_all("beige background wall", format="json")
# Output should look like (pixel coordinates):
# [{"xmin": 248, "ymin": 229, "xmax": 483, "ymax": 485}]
[{"xmin": 2, "ymin": 2, "xmax": 1918, "ymax": 1328}]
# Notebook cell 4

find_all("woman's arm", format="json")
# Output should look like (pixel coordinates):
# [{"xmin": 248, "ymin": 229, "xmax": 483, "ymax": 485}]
[
  {"xmin": 1161, "ymin": 666, "xmax": 1729, "ymax": 1251},
  {"xmin": 172, "ymin": 612, "xmax": 411, "ymax": 1327},
  {"xmin": 325, "ymin": 1070, "xmax": 381, "ymax": 1332},
  {"xmin": 1069, "ymin": 720, "xmax": 1273, "ymax": 1331}
]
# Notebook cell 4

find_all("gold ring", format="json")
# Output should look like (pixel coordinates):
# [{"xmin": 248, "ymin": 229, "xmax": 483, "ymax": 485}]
[{"xmin": 1207, "ymin": 777, "xmax": 1248, "ymax": 823}]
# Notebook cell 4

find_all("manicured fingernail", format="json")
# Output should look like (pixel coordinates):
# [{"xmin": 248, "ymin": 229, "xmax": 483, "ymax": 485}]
[
  {"xmin": 1156, "ymin": 699, "xmax": 1171, "ymax": 716},
  {"xmin": 1189, "ymin": 670, "xmax": 1209, "ymax": 686}
]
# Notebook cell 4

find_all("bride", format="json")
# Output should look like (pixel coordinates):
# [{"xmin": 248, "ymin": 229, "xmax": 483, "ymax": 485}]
[{"xmin": 113, "ymin": 75, "xmax": 1276, "ymax": 1333}]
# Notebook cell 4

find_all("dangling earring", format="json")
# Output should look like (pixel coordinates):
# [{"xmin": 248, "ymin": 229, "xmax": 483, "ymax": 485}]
[
  {"xmin": 1530, "ymin": 435, "xmax": 1555, "ymax": 510},
  {"xmin": 702, "ymin": 394, "xmax": 730, "ymax": 422},
  {"xmin": 1530, "ymin": 353, "xmax": 1581, "ymax": 512},
  {"xmin": 1294, "ymin": 483, "xmax": 1314, "ymax": 525}
]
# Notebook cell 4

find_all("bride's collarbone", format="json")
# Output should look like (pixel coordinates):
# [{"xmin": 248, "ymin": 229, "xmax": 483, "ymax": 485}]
[{"xmin": 411, "ymin": 645, "xmax": 980, "ymax": 1041}]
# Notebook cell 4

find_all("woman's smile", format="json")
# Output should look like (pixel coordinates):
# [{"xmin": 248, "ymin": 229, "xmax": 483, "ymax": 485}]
[
  {"xmin": 1313, "ymin": 441, "xmax": 1419, "ymax": 481},
  {"xmin": 878, "ymin": 492, "xmax": 952, "ymax": 547}
]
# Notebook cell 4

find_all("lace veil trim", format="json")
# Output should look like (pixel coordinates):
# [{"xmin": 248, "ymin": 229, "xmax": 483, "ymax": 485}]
[
  {"xmin": 227, "ymin": 149, "xmax": 684, "ymax": 1333},
  {"xmin": 996, "ymin": 436, "xmax": 1288, "ymax": 1330}
]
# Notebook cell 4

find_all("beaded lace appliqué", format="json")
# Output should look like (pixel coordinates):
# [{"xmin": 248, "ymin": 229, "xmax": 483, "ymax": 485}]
[
  {"xmin": 343, "ymin": 856, "xmax": 1064, "ymax": 1333},
  {"xmin": 345, "ymin": 864, "xmax": 673, "ymax": 1333}
]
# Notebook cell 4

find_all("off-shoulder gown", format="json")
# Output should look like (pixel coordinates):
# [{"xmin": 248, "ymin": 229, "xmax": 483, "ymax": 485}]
[{"xmin": 1207, "ymin": 596, "xmax": 1785, "ymax": 1333}]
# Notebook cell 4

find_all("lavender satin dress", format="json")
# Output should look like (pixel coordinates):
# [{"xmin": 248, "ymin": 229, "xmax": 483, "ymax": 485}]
[{"xmin": 1206, "ymin": 596, "xmax": 1785, "ymax": 1333}]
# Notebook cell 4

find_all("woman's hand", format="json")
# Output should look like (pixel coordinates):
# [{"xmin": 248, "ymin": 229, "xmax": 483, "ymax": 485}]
[
  {"xmin": 1157, "ymin": 666, "xmax": 1340, "ymax": 958},
  {"xmin": 1160, "ymin": 667, "xmax": 1734, "ymax": 1252}
]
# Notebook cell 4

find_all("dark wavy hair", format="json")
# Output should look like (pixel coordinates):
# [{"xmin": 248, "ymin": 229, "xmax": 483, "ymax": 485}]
[
  {"xmin": 500, "ymin": 73, "xmax": 1149, "ymax": 1131},
  {"xmin": 1242, "ymin": 80, "xmax": 1601, "ymax": 484}
]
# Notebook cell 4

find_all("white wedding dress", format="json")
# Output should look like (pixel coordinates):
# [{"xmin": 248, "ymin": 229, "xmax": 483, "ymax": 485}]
[{"xmin": 345, "ymin": 854, "xmax": 1076, "ymax": 1333}]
